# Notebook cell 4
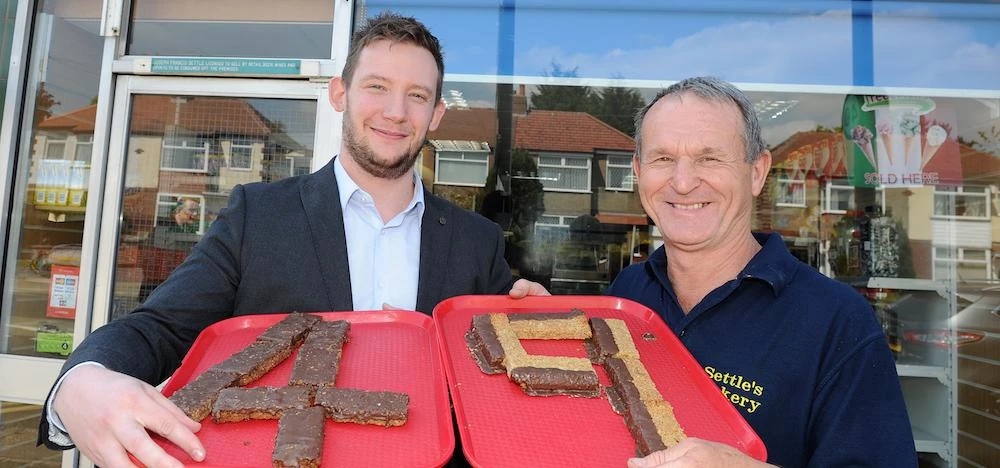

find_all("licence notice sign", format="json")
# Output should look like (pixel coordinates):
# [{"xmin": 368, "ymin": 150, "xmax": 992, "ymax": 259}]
[{"xmin": 150, "ymin": 58, "xmax": 301, "ymax": 75}]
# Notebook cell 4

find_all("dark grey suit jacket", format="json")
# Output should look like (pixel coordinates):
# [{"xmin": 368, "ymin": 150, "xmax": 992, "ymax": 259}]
[{"xmin": 38, "ymin": 158, "xmax": 514, "ymax": 448}]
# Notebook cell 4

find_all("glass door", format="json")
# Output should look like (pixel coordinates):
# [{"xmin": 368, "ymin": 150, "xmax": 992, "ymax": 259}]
[{"xmin": 91, "ymin": 74, "xmax": 332, "ymax": 335}]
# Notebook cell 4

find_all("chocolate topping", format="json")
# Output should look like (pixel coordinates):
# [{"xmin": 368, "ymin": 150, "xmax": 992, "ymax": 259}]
[
  {"xmin": 169, "ymin": 369, "xmax": 241, "ymax": 421},
  {"xmin": 215, "ymin": 339, "xmax": 293, "ymax": 386},
  {"xmin": 470, "ymin": 315, "xmax": 506, "ymax": 368},
  {"xmin": 589, "ymin": 318, "xmax": 620, "ymax": 361},
  {"xmin": 273, "ymin": 407, "xmax": 324, "ymax": 468},
  {"xmin": 315, "ymin": 387, "xmax": 409, "ymax": 427},
  {"xmin": 508, "ymin": 367, "xmax": 600, "ymax": 397},
  {"xmin": 624, "ymin": 400, "xmax": 669, "ymax": 456},
  {"xmin": 289, "ymin": 320, "xmax": 349, "ymax": 387},
  {"xmin": 258, "ymin": 312, "xmax": 322, "ymax": 346},
  {"xmin": 212, "ymin": 386, "xmax": 312, "ymax": 422}
]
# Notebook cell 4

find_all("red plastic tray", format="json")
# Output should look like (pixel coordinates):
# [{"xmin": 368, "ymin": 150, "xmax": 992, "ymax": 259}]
[
  {"xmin": 433, "ymin": 295, "xmax": 767, "ymax": 467},
  {"xmin": 154, "ymin": 311, "xmax": 454, "ymax": 467}
]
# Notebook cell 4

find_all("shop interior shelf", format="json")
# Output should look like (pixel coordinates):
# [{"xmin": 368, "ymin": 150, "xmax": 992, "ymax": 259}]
[
  {"xmin": 901, "ymin": 378, "xmax": 952, "ymax": 458},
  {"xmin": 913, "ymin": 429, "xmax": 949, "ymax": 459},
  {"xmin": 867, "ymin": 277, "xmax": 948, "ymax": 294},
  {"xmin": 895, "ymin": 363, "xmax": 949, "ymax": 385}
]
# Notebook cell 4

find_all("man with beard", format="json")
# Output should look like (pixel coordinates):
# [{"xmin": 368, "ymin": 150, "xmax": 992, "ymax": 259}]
[{"xmin": 38, "ymin": 12, "xmax": 547, "ymax": 467}]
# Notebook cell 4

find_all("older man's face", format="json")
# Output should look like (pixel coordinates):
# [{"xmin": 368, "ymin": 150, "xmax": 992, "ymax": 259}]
[{"xmin": 633, "ymin": 93, "xmax": 770, "ymax": 254}]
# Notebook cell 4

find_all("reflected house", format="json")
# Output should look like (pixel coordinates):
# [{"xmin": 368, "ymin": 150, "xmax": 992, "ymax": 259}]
[
  {"xmin": 424, "ymin": 102, "xmax": 644, "ymax": 293},
  {"xmin": 36, "ymin": 97, "xmax": 308, "ymax": 300},
  {"xmin": 768, "ymin": 129, "xmax": 1000, "ymax": 283}
]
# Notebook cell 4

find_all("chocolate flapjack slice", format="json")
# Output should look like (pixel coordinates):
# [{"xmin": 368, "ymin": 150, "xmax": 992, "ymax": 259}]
[
  {"xmin": 215, "ymin": 338, "xmax": 295, "ymax": 386},
  {"xmin": 465, "ymin": 314, "xmax": 507, "ymax": 374},
  {"xmin": 169, "ymin": 369, "xmax": 241, "ymax": 421},
  {"xmin": 315, "ymin": 387, "xmax": 409, "ymax": 427},
  {"xmin": 289, "ymin": 320, "xmax": 350, "ymax": 387},
  {"xmin": 273, "ymin": 406, "xmax": 325, "ymax": 468},
  {"xmin": 211, "ymin": 386, "xmax": 312, "ymax": 423},
  {"xmin": 257, "ymin": 312, "xmax": 322, "ymax": 347},
  {"xmin": 507, "ymin": 310, "xmax": 592, "ymax": 339},
  {"xmin": 508, "ymin": 367, "xmax": 600, "ymax": 397}
]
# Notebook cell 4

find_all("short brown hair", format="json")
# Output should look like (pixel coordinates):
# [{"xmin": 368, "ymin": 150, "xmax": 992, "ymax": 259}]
[{"xmin": 341, "ymin": 11, "xmax": 445, "ymax": 102}]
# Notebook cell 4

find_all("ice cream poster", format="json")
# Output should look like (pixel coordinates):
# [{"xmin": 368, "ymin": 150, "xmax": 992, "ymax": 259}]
[{"xmin": 842, "ymin": 95, "xmax": 960, "ymax": 187}]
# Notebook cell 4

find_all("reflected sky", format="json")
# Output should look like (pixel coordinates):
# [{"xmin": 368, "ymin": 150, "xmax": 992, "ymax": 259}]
[{"xmin": 368, "ymin": 0, "xmax": 1000, "ymax": 90}]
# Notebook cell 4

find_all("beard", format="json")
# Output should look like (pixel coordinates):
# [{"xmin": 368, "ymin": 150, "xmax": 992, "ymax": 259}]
[{"xmin": 343, "ymin": 114, "xmax": 421, "ymax": 180}]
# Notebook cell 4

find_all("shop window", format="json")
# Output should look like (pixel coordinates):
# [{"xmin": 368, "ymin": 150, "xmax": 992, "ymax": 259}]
[
  {"xmin": 605, "ymin": 154, "xmax": 634, "ymax": 192},
  {"xmin": 775, "ymin": 177, "xmax": 806, "ymax": 207},
  {"xmin": 228, "ymin": 137, "xmax": 254, "ymax": 171},
  {"xmin": 933, "ymin": 186, "xmax": 990, "ymax": 220},
  {"xmin": 161, "ymin": 136, "xmax": 209, "ymax": 172},
  {"xmin": 537, "ymin": 153, "xmax": 590, "ymax": 192},
  {"xmin": 435, "ymin": 150, "xmax": 489, "ymax": 187}
]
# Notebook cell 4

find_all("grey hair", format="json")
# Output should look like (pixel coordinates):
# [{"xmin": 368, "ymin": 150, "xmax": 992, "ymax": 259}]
[{"xmin": 633, "ymin": 76, "xmax": 765, "ymax": 163}]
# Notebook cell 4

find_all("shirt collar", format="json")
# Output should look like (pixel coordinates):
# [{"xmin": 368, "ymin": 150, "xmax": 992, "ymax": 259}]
[
  {"xmin": 333, "ymin": 155, "xmax": 425, "ymax": 216},
  {"xmin": 647, "ymin": 231, "xmax": 798, "ymax": 297}
]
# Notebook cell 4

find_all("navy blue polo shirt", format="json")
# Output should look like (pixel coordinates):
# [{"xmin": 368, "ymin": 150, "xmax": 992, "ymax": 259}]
[{"xmin": 608, "ymin": 232, "xmax": 917, "ymax": 467}]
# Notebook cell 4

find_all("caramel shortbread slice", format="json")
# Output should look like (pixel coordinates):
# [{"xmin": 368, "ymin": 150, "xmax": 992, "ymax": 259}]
[{"xmin": 465, "ymin": 314, "xmax": 507, "ymax": 374}]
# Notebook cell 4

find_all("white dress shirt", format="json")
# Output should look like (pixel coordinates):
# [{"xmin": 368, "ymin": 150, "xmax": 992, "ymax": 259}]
[{"xmin": 334, "ymin": 156, "xmax": 423, "ymax": 310}]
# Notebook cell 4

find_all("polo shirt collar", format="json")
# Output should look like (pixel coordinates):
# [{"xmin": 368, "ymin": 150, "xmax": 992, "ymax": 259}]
[{"xmin": 646, "ymin": 232, "xmax": 798, "ymax": 297}]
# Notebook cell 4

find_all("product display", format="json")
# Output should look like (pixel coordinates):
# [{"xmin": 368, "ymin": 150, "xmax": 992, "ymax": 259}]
[
  {"xmin": 466, "ymin": 312, "xmax": 600, "ymax": 397},
  {"xmin": 464, "ymin": 308, "xmax": 686, "ymax": 455}
]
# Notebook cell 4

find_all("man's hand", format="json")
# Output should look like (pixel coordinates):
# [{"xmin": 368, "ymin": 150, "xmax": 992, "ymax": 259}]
[
  {"xmin": 508, "ymin": 278, "xmax": 551, "ymax": 298},
  {"xmin": 627, "ymin": 438, "xmax": 773, "ymax": 468},
  {"xmin": 52, "ymin": 365, "xmax": 205, "ymax": 468}
]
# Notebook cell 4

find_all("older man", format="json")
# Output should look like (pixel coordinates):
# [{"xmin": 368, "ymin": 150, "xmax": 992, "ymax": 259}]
[{"xmin": 610, "ymin": 77, "xmax": 916, "ymax": 467}]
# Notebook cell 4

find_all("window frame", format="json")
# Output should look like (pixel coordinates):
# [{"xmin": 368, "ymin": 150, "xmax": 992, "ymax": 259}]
[
  {"xmin": 933, "ymin": 186, "xmax": 991, "ymax": 221},
  {"xmin": 536, "ymin": 152, "xmax": 592, "ymax": 193},
  {"xmin": 604, "ymin": 153, "xmax": 634, "ymax": 192},
  {"xmin": 434, "ymin": 149, "xmax": 490, "ymax": 187}
]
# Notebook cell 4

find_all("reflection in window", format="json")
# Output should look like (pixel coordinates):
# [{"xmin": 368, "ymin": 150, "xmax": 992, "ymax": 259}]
[
  {"xmin": 127, "ymin": 0, "xmax": 334, "ymax": 59},
  {"xmin": 605, "ymin": 155, "xmax": 634, "ymax": 191},
  {"xmin": 933, "ymin": 186, "xmax": 990, "ymax": 219},
  {"xmin": 823, "ymin": 181, "xmax": 854, "ymax": 214},
  {"xmin": 537, "ymin": 153, "xmax": 590, "ymax": 192},
  {"xmin": 933, "ymin": 247, "xmax": 992, "ymax": 282},
  {"xmin": 433, "ymin": 140, "xmax": 489, "ymax": 187},
  {"xmin": 776, "ymin": 177, "xmax": 806, "ymax": 207},
  {"xmin": 161, "ymin": 135, "xmax": 209, "ymax": 172},
  {"xmin": 228, "ymin": 136, "xmax": 254, "ymax": 170}
]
